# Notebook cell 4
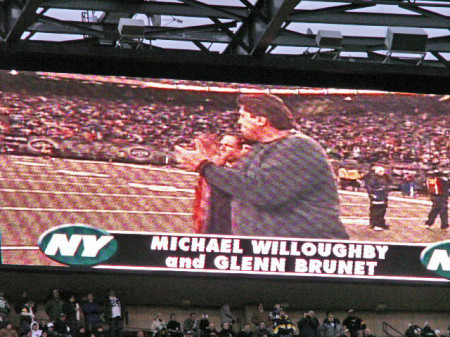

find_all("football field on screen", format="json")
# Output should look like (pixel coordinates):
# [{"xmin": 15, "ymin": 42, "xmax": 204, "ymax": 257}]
[{"xmin": 0, "ymin": 154, "xmax": 448, "ymax": 266}]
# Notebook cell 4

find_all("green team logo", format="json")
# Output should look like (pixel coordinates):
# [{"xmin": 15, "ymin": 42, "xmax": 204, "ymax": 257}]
[
  {"xmin": 38, "ymin": 224, "xmax": 118, "ymax": 266},
  {"xmin": 420, "ymin": 240, "xmax": 450, "ymax": 279}
]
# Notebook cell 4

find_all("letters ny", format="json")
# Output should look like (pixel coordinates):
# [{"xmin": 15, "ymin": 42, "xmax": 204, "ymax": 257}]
[{"xmin": 44, "ymin": 234, "xmax": 114, "ymax": 257}]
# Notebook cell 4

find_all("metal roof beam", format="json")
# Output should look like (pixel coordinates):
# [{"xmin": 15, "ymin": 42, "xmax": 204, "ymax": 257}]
[
  {"xmin": 177, "ymin": 0, "xmax": 245, "ymax": 21},
  {"xmin": 398, "ymin": 4, "xmax": 450, "ymax": 25},
  {"xmin": 290, "ymin": 3, "xmax": 373, "ymax": 20},
  {"xmin": 224, "ymin": 0, "xmax": 300, "ymax": 56},
  {"xmin": 288, "ymin": 11, "xmax": 450, "ymax": 28},
  {"xmin": 6, "ymin": 0, "xmax": 45, "ymax": 42},
  {"xmin": 32, "ymin": 15, "xmax": 105, "ymax": 38},
  {"xmin": 145, "ymin": 22, "xmax": 235, "ymax": 43},
  {"xmin": 302, "ymin": 0, "xmax": 450, "ymax": 7},
  {"xmin": 27, "ymin": 19, "xmax": 236, "ymax": 43},
  {"xmin": 42, "ymin": 1, "xmax": 248, "ymax": 20},
  {"xmin": 193, "ymin": 40, "xmax": 210, "ymax": 53},
  {"xmin": 210, "ymin": 17, "xmax": 250, "ymax": 53},
  {"xmin": 240, "ymin": 0, "xmax": 254, "ymax": 9},
  {"xmin": 431, "ymin": 51, "xmax": 450, "ymax": 68},
  {"xmin": 249, "ymin": 0, "xmax": 301, "ymax": 56}
]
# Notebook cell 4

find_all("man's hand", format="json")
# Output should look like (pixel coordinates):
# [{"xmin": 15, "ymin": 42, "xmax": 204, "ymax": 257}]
[
  {"xmin": 174, "ymin": 145, "xmax": 209, "ymax": 172},
  {"xmin": 195, "ymin": 134, "xmax": 220, "ymax": 158}
]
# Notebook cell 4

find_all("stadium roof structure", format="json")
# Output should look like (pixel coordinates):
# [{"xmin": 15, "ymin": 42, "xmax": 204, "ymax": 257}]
[{"xmin": 0, "ymin": 0, "xmax": 450, "ymax": 93}]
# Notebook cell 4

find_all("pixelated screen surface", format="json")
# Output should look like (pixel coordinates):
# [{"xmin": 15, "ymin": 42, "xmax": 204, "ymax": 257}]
[{"xmin": 0, "ymin": 70, "xmax": 448, "ymax": 279}]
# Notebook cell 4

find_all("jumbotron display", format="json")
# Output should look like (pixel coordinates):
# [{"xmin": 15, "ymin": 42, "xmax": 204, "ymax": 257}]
[{"xmin": 0, "ymin": 70, "xmax": 448, "ymax": 282}]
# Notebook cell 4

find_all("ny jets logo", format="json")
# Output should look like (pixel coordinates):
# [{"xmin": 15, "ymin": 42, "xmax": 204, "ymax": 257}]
[
  {"xmin": 38, "ymin": 224, "xmax": 118, "ymax": 266},
  {"xmin": 420, "ymin": 240, "xmax": 450, "ymax": 279}
]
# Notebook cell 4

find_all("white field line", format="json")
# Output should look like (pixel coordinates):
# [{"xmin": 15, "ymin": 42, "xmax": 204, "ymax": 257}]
[
  {"xmin": 2, "ymin": 164, "xmax": 198, "ymax": 181},
  {"xmin": 341, "ymin": 219, "xmax": 369, "ymax": 225},
  {"xmin": 56, "ymin": 170, "xmax": 109, "ymax": 178},
  {"xmin": 1, "ymin": 172, "xmax": 93, "ymax": 178},
  {"xmin": 340, "ymin": 203, "xmax": 428, "ymax": 208},
  {"xmin": 1, "ymin": 172, "xmax": 195, "ymax": 187},
  {"xmin": 0, "ymin": 188, "xmax": 194, "ymax": 200},
  {"xmin": 339, "ymin": 190, "xmax": 433, "ymax": 206},
  {"xmin": 13, "ymin": 161, "xmax": 53, "ymax": 167},
  {"xmin": 0, "ymin": 178, "xmax": 135, "ymax": 188},
  {"xmin": 0, "ymin": 207, "xmax": 192, "ymax": 216},
  {"xmin": 341, "ymin": 216, "xmax": 427, "ymax": 221},
  {"xmin": 128, "ymin": 183, "xmax": 194, "ymax": 193},
  {"xmin": 1, "ymin": 171, "xmax": 152, "ymax": 180},
  {"xmin": 0, "ymin": 173, "xmax": 114, "ymax": 180},
  {"xmin": 0, "ymin": 178, "xmax": 195, "ymax": 192},
  {"xmin": 64, "ymin": 158, "xmax": 200, "ymax": 176}
]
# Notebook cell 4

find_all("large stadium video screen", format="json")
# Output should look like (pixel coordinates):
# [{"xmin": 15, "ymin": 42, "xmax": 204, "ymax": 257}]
[{"xmin": 0, "ymin": 70, "xmax": 448, "ymax": 282}]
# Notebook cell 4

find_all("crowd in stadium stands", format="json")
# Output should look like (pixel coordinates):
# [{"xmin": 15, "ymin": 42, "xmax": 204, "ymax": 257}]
[
  {"xmin": 0, "ymin": 92, "xmax": 237, "ymax": 151},
  {"xmin": 0, "ymin": 81, "xmax": 448, "ymax": 171},
  {"xmin": 300, "ymin": 111, "xmax": 448, "ymax": 167},
  {"xmin": 0, "ymin": 289, "xmax": 121, "ymax": 337},
  {"xmin": 0, "ymin": 290, "xmax": 448, "ymax": 337}
]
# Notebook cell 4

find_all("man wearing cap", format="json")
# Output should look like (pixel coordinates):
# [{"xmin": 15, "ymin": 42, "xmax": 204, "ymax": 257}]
[
  {"xmin": 342, "ymin": 310, "xmax": 365, "ymax": 337},
  {"xmin": 47, "ymin": 323, "xmax": 58, "ymax": 337},
  {"xmin": 177, "ymin": 94, "xmax": 349, "ymax": 239},
  {"xmin": 363, "ymin": 166, "xmax": 392, "ymax": 231},
  {"xmin": 319, "ymin": 313, "xmax": 344, "ymax": 337},
  {"xmin": 424, "ymin": 170, "xmax": 448, "ymax": 230},
  {"xmin": 54, "ymin": 313, "xmax": 71, "ymax": 337}
]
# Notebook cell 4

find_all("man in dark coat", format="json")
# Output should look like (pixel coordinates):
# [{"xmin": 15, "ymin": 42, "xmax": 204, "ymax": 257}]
[
  {"xmin": 256, "ymin": 322, "xmax": 271, "ymax": 337},
  {"xmin": 218, "ymin": 322, "xmax": 236, "ymax": 337},
  {"xmin": 46, "ymin": 290, "xmax": 64, "ymax": 322},
  {"xmin": 177, "ymin": 94, "xmax": 349, "ymax": 239},
  {"xmin": 298, "ymin": 311, "xmax": 319, "ymax": 337},
  {"xmin": 342, "ymin": 310, "xmax": 365, "ymax": 337},
  {"xmin": 204, "ymin": 323, "xmax": 219, "ymax": 337},
  {"xmin": 63, "ymin": 294, "xmax": 80, "ymax": 336},
  {"xmin": 237, "ymin": 325, "xmax": 253, "ymax": 337},
  {"xmin": 364, "ymin": 166, "xmax": 392, "ymax": 231},
  {"xmin": 167, "ymin": 314, "xmax": 183, "ymax": 337},
  {"xmin": 54, "ymin": 313, "xmax": 71, "ymax": 337},
  {"xmin": 81, "ymin": 293, "xmax": 103, "ymax": 333}
]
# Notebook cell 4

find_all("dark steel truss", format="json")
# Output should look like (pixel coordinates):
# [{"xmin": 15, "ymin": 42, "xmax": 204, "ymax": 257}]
[{"xmin": 0, "ymin": 0, "xmax": 449, "ymax": 91}]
